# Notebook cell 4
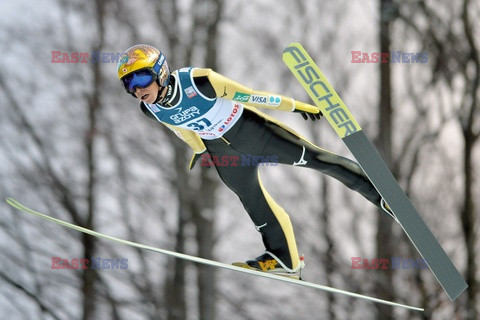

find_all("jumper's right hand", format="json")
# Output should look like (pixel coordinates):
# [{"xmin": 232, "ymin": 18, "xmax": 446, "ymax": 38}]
[{"xmin": 294, "ymin": 101, "xmax": 323, "ymax": 121}]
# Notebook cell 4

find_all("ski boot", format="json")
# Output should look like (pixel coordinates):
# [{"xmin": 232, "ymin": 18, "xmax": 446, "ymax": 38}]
[{"xmin": 233, "ymin": 252, "xmax": 305, "ymax": 280}]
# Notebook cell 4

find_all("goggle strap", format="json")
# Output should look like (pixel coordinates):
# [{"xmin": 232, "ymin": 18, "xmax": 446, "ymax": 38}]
[{"xmin": 153, "ymin": 54, "xmax": 165, "ymax": 74}]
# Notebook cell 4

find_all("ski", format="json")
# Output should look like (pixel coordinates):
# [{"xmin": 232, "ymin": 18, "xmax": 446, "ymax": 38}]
[
  {"xmin": 282, "ymin": 43, "xmax": 467, "ymax": 301},
  {"xmin": 5, "ymin": 197, "xmax": 423, "ymax": 311}
]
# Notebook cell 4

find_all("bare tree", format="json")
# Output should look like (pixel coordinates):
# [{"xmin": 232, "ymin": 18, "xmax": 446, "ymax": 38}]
[
  {"xmin": 458, "ymin": 0, "xmax": 479, "ymax": 317},
  {"xmin": 1, "ymin": 0, "xmax": 176, "ymax": 318},
  {"xmin": 397, "ymin": 0, "xmax": 479, "ymax": 318}
]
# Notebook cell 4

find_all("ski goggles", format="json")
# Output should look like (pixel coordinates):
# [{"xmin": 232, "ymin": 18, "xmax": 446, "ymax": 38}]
[{"xmin": 121, "ymin": 69, "xmax": 156, "ymax": 93}]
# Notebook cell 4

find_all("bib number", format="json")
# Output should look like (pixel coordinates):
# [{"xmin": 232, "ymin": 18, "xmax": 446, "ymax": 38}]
[{"xmin": 186, "ymin": 118, "xmax": 212, "ymax": 131}]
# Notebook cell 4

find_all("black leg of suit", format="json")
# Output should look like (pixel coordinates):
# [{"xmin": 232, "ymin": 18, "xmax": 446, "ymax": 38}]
[{"xmin": 203, "ymin": 108, "xmax": 382, "ymax": 270}]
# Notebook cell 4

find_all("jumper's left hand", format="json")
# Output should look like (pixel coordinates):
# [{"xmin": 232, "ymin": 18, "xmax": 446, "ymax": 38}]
[
  {"xmin": 189, "ymin": 150, "xmax": 213, "ymax": 170},
  {"xmin": 294, "ymin": 101, "xmax": 323, "ymax": 121}
]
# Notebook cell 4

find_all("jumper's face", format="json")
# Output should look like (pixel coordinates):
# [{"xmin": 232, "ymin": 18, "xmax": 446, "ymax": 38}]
[{"xmin": 134, "ymin": 81, "xmax": 160, "ymax": 104}]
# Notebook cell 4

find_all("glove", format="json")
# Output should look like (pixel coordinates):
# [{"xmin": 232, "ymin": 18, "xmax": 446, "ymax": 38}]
[
  {"xmin": 293, "ymin": 100, "xmax": 323, "ymax": 121},
  {"xmin": 295, "ymin": 110, "xmax": 322, "ymax": 121},
  {"xmin": 189, "ymin": 150, "xmax": 214, "ymax": 170}
]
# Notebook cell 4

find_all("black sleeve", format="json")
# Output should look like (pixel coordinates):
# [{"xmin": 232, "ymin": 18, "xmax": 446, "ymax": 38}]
[
  {"xmin": 139, "ymin": 102, "xmax": 157, "ymax": 120},
  {"xmin": 193, "ymin": 76, "xmax": 216, "ymax": 98}
]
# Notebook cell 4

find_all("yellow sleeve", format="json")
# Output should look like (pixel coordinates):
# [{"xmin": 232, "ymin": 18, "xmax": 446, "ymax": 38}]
[
  {"xmin": 163, "ymin": 123, "xmax": 207, "ymax": 170},
  {"xmin": 193, "ymin": 68, "xmax": 320, "ymax": 114}
]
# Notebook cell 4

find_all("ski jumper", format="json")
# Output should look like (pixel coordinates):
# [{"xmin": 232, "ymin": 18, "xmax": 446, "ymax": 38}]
[{"xmin": 140, "ymin": 67, "xmax": 384, "ymax": 271}]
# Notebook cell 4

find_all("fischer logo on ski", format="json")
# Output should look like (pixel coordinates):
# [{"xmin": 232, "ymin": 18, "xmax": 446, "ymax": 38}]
[
  {"xmin": 283, "ymin": 45, "xmax": 360, "ymax": 138},
  {"xmin": 282, "ymin": 43, "xmax": 467, "ymax": 301}
]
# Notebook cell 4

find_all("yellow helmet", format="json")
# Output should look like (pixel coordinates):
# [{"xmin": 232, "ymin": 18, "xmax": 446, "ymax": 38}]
[{"xmin": 117, "ymin": 44, "xmax": 170, "ymax": 94}]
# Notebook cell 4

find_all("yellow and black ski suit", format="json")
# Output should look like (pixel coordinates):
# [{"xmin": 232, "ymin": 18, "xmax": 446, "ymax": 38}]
[{"xmin": 139, "ymin": 67, "xmax": 384, "ymax": 272}]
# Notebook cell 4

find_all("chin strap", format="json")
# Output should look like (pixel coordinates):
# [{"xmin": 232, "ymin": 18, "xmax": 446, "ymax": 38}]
[
  {"xmin": 153, "ymin": 89, "xmax": 163, "ymax": 103},
  {"xmin": 153, "ymin": 86, "xmax": 167, "ymax": 104},
  {"xmin": 156, "ymin": 83, "xmax": 175, "ymax": 104}
]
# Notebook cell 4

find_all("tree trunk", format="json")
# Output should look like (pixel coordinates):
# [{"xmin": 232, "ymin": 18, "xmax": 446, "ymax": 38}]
[
  {"xmin": 165, "ymin": 143, "xmax": 189, "ymax": 320},
  {"xmin": 460, "ymin": 1, "xmax": 479, "ymax": 318},
  {"xmin": 375, "ymin": 1, "xmax": 397, "ymax": 318},
  {"xmin": 81, "ymin": 1, "xmax": 106, "ymax": 318},
  {"xmin": 192, "ymin": 170, "xmax": 217, "ymax": 320},
  {"xmin": 191, "ymin": 2, "xmax": 223, "ymax": 319},
  {"xmin": 461, "ymin": 131, "xmax": 478, "ymax": 320}
]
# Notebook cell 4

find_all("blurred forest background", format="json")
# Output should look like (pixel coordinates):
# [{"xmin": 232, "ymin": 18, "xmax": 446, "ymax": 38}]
[{"xmin": 0, "ymin": 0, "xmax": 479, "ymax": 319}]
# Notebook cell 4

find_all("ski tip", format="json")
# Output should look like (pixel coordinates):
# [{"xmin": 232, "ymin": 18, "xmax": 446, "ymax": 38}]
[
  {"xmin": 282, "ymin": 43, "xmax": 316, "ymax": 66},
  {"xmin": 284, "ymin": 42, "xmax": 302, "ymax": 49},
  {"xmin": 5, "ymin": 197, "xmax": 23, "ymax": 210},
  {"xmin": 282, "ymin": 43, "xmax": 303, "ymax": 54}
]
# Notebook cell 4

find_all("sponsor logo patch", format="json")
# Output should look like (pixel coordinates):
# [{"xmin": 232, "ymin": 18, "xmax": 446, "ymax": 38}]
[
  {"xmin": 148, "ymin": 104, "xmax": 161, "ymax": 113},
  {"xmin": 249, "ymin": 94, "xmax": 267, "ymax": 104},
  {"xmin": 267, "ymin": 95, "xmax": 281, "ymax": 106},
  {"xmin": 184, "ymin": 86, "xmax": 197, "ymax": 98},
  {"xmin": 233, "ymin": 92, "xmax": 250, "ymax": 102}
]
